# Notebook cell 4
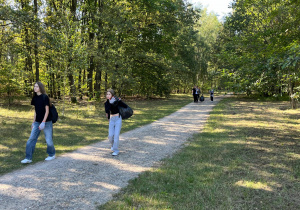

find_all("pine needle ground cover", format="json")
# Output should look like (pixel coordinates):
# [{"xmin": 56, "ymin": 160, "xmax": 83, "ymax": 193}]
[
  {"xmin": 100, "ymin": 96, "xmax": 300, "ymax": 210},
  {"xmin": 0, "ymin": 94, "xmax": 191, "ymax": 175}
]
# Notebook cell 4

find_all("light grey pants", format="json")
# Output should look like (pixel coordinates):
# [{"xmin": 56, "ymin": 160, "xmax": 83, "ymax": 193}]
[{"xmin": 108, "ymin": 115, "xmax": 122, "ymax": 154}]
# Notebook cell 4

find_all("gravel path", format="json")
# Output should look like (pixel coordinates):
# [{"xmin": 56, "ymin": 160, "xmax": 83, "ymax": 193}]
[{"xmin": 0, "ymin": 95, "xmax": 226, "ymax": 210}]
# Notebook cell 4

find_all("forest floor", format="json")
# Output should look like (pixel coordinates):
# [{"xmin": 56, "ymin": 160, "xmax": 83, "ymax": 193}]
[
  {"xmin": 0, "ymin": 94, "xmax": 226, "ymax": 209},
  {"xmin": 101, "ymin": 96, "xmax": 300, "ymax": 210}
]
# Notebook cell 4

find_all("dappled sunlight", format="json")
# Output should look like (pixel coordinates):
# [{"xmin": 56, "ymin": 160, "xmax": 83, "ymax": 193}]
[
  {"xmin": 224, "ymin": 120, "xmax": 272, "ymax": 129},
  {"xmin": 60, "ymin": 181, "xmax": 84, "ymax": 190},
  {"xmin": 0, "ymin": 96, "xmax": 234, "ymax": 209},
  {"xmin": 0, "ymin": 144, "xmax": 9, "ymax": 151},
  {"xmin": 246, "ymin": 145, "xmax": 274, "ymax": 153},
  {"xmin": 235, "ymin": 180, "xmax": 274, "ymax": 192},
  {"xmin": 286, "ymin": 152, "xmax": 300, "ymax": 160},
  {"xmin": 93, "ymin": 182, "xmax": 119, "ymax": 191},
  {"xmin": 143, "ymin": 139, "xmax": 167, "ymax": 145},
  {"xmin": 255, "ymin": 169, "xmax": 276, "ymax": 178},
  {"xmin": 266, "ymin": 163, "xmax": 291, "ymax": 172},
  {"xmin": 0, "ymin": 184, "xmax": 42, "ymax": 200},
  {"xmin": 211, "ymin": 128, "xmax": 227, "ymax": 133},
  {"xmin": 66, "ymin": 152, "xmax": 151, "ymax": 173}
]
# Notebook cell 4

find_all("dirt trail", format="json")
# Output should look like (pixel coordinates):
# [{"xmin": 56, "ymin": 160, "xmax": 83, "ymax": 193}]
[{"xmin": 0, "ymin": 95, "xmax": 227, "ymax": 210}]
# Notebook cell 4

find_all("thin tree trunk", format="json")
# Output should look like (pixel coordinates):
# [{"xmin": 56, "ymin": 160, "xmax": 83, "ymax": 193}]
[
  {"xmin": 105, "ymin": 71, "xmax": 108, "ymax": 93},
  {"xmin": 21, "ymin": 1, "xmax": 33, "ymax": 96},
  {"xmin": 78, "ymin": 69, "xmax": 83, "ymax": 100},
  {"xmin": 52, "ymin": 73, "xmax": 56, "ymax": 99},
  {"xmin": 94, "ymin": 68, "xmax": 101, "ymax": 99},
  {"xmin": 69, "ymin": 0, "xmax": 77, "ymax": 103},
  {"xmin": 87, "ymin": 54, "xmax": 94, "ymax": 99},
  {"xmin": 34, "ymin": 0, "xmax": 39, "ymax": 82},
  {"xmin": 87, "ymin": 31, "xmax": 95, "ymax": 99}
]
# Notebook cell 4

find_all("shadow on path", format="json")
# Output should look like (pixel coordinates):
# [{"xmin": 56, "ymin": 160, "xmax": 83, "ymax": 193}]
[{"xmin": 0, "ymin": 95, "xmax": 228, "ymax": 209}]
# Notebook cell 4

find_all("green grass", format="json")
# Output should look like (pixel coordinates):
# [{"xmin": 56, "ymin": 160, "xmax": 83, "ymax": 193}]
[
  {"xmin": 0, "ymin": 94, "xmax": 192, "ymax": 175},
  {"xmin": 99, "ymin": 96, "xmax": 300, "ymax": 210}
]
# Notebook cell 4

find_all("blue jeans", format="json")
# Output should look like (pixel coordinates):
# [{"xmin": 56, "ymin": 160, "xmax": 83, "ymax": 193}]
[
  {"xmin": 108, "ymin": 116, "xmax": 122, "ymax": 154},
  {"xmin": 25, "ymin": 121, "xmax": 55, "ymax": 160}
]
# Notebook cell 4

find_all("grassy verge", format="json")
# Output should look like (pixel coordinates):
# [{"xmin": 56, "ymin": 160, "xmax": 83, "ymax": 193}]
[
  {"xmin": 99, "ymin": 96, "xmax": 300, "ymax": 209},
  {"xmin": 0, "ymin": 94, "xmax": 191, "ymax": 175}
]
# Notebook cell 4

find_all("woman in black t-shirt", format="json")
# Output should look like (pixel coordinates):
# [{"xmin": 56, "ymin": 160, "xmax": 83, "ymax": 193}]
[
  {"xmin": 21, "ymin": 82, "xmax": 56, "ymax": 164},
  {"xmin": 104, "ymin": 89, "xmax": 128, "ymax": 156}
]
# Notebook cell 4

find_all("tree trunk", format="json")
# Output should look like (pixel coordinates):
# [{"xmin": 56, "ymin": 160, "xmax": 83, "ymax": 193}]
[
  {"xmin": 78, "ymin": 69, "xmax": 83, "ymax": 100},
  {"xmin": 105, "ymin": 71, "xmax": 108, "ymax": 93},
  {"xmin": 94, "ymin": 68, "xmax": 101, "ymax": 99},
  {"xmin": 87, "ymin": 55, "xmax": 94, "ymax": 99},
  {"xmin": 21, "ymin": 1, "xmax": 33, "ymax": 96},
  {"xmin": 68, "ymin": 60, "xmax": 76, "ymax": 103},
  {"xmin": 87, "ymin": 31, "xmax": 95, "ymax": 99},
  {"xmin": 52, "ymin": 73, "xmax": 56, "ymax": 99},
  {"xmin": 69, "ymin": 0, "xmax": 77, "ymax": 103},
  {"xmin": 57, "ymin": 73, "xmax": 61, "ymax": 99},
  {"xmin": 34, "ymin": 0, "xmax": 39, "ymax": 82}
]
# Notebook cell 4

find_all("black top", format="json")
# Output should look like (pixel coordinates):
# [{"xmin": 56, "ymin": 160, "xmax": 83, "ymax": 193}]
[
  {"xmin": 192, "ymin": 88, "xmax": 196, "ymax": 95},
  {"xmin": 104, "ymin": 98, "xmax": 128, "ymax": 119},
  {"xmin": 31, "ymin": 94, "xmax": 51, "ymax": 122}
]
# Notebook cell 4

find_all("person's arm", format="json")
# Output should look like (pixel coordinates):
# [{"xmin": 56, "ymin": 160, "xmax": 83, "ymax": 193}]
[
  {"xmin": 42, "ymin": 106, "xmax": 49, "ymax": 122},
  {"xmin": 31, "ymin": 112, "xmax": 36, "ymax": 129},
  {"xmin": 33, "ymin": 111, "xmax": 36, "ymax": 123},
  {"xmin": 39, "ymin": 106, "xmax": 49, "ymax": 130}
]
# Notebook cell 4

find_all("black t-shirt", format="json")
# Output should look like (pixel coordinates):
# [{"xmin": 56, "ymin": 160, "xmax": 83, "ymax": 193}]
[
  {"xmin": 31, "ymin": 94, "xmax": 51, "ymax": 122},
  {"xmin": 192, "ymin": 88, "xmax": 196, "ymax": 95},
  {"xmin": 104, "ymin": 99, "xmax": 128, "ymax": 119}
]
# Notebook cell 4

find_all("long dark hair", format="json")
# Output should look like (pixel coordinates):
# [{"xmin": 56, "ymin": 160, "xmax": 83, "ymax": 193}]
[
  {"xmin": 33, "ymin": 81, "xmax": 46, "ymax": 97},
  {"xmin": 32, "ymin": 82, "xmax": 52, "ymax": 106}
]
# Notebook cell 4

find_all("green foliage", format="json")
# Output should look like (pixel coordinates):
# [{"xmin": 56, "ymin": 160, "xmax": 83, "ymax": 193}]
[
  {"xmin": 1, "ymin": 0, "xmax": 218, "ymax": 99},
  {"xmin": 99, "ymin": 97, "xmax": 300, "ymax": 209},
  {"xmin": 0, "ymin": 94, "xmax": 191, "ymax": 175},
  {"xmin": 215, "ymin": 0, "xmax": 300, "ymax": 108}
]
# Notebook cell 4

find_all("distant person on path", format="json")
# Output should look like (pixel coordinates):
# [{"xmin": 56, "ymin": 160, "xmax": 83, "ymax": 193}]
[
  {"xmin": 196, "ymin": 86, "xmax": 200, "ymax": 102},
  {"xmin": 192, "ymin": 85, "xmax": 197, "ymax": 102},
  {"xmin": 21, "ymin": 82, "xmax": 55, "ymax": 164},
  {"xmin": 210, "ymin": 89, "xmax": 214, "ymax": 102},
  {"xmin": 104, "ymin": 89, "xmax": 128, "ymax": 156}
]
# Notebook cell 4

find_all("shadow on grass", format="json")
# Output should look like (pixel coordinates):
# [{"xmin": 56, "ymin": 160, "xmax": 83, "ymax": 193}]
[
  {"xmin": 0, "ymin": 94, "xmax": 192, "ymax": 176},
  {"xmin": 99, "ymin": 97, "xmax": 300, "ymax": 209}
]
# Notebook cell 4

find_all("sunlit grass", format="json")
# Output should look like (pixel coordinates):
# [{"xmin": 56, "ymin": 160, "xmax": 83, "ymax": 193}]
[
  {"xmin": 99, "ymin": 96, "xmax": 300, "ymax": 210},
  {"xmin": 0, "ymin": 94, "xmax": 191, "ymax": 175}
]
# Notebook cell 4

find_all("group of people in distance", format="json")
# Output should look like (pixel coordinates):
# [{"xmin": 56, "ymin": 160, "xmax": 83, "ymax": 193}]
[
  {"xmin": 192, "ymin": 85, "xmax": 214, "ymax": 103},
  {"xmin": 20, "ymin": 81, "xmax": 217, "ymax": 164},
  {"xmin": 21, "ymin": 82, "xmax": 127, "ymax": 164}
]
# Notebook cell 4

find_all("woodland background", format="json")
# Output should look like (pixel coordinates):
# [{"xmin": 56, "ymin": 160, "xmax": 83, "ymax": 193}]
[{"xmin": 0, "ymin": 0, "xmax": 299, "ymax": 107}]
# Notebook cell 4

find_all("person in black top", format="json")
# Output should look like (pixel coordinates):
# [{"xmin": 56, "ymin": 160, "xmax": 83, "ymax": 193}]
[
  {"xmin": 192, "ymin": 85, "xmax": 197, "ymax": 102},
  {"xmin": 21, "ymin": 82, "xmax": 56, "ymax": 163},
  {"xmin": 104, "ymin": 89, "xmax": 128, "ymax": 156},
  {"xmin": 210, "ymin": 89, "xmax": 214, "ymax": 102},
  {"xmin": 196, "ymin": 86, "xmax": 200, "ymax": 102}
]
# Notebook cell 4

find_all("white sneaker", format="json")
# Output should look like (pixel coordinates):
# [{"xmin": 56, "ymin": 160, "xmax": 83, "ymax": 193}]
[
  {"xmin": 21, "ymin": 159, "xmax": 32, "ymax": 164},
  {"xmin": 112, "ymin": 152, "xmax": 119, "ymax": 156},
  {"xmin": 45, "ymin": 156, "xmax": 55, "ymax": 161}
]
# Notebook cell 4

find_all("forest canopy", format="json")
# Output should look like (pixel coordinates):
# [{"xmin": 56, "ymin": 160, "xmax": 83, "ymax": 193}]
[
  {"xmin": 0, "ymin": 0, "xmax": 299, "ymax": 108},
  {"xmin": 1, "ymin": 0, "xmax": 219, "ymax": 101}
]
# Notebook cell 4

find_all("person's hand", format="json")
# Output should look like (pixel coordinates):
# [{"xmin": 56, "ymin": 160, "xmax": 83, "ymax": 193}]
[
  {"xmin": 39, "ymin": 122, "xmax": 45, "ymax": 130},
  {"xmin": 31, "ymin": 122, "xmax": 35, "ymax": 130}
]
